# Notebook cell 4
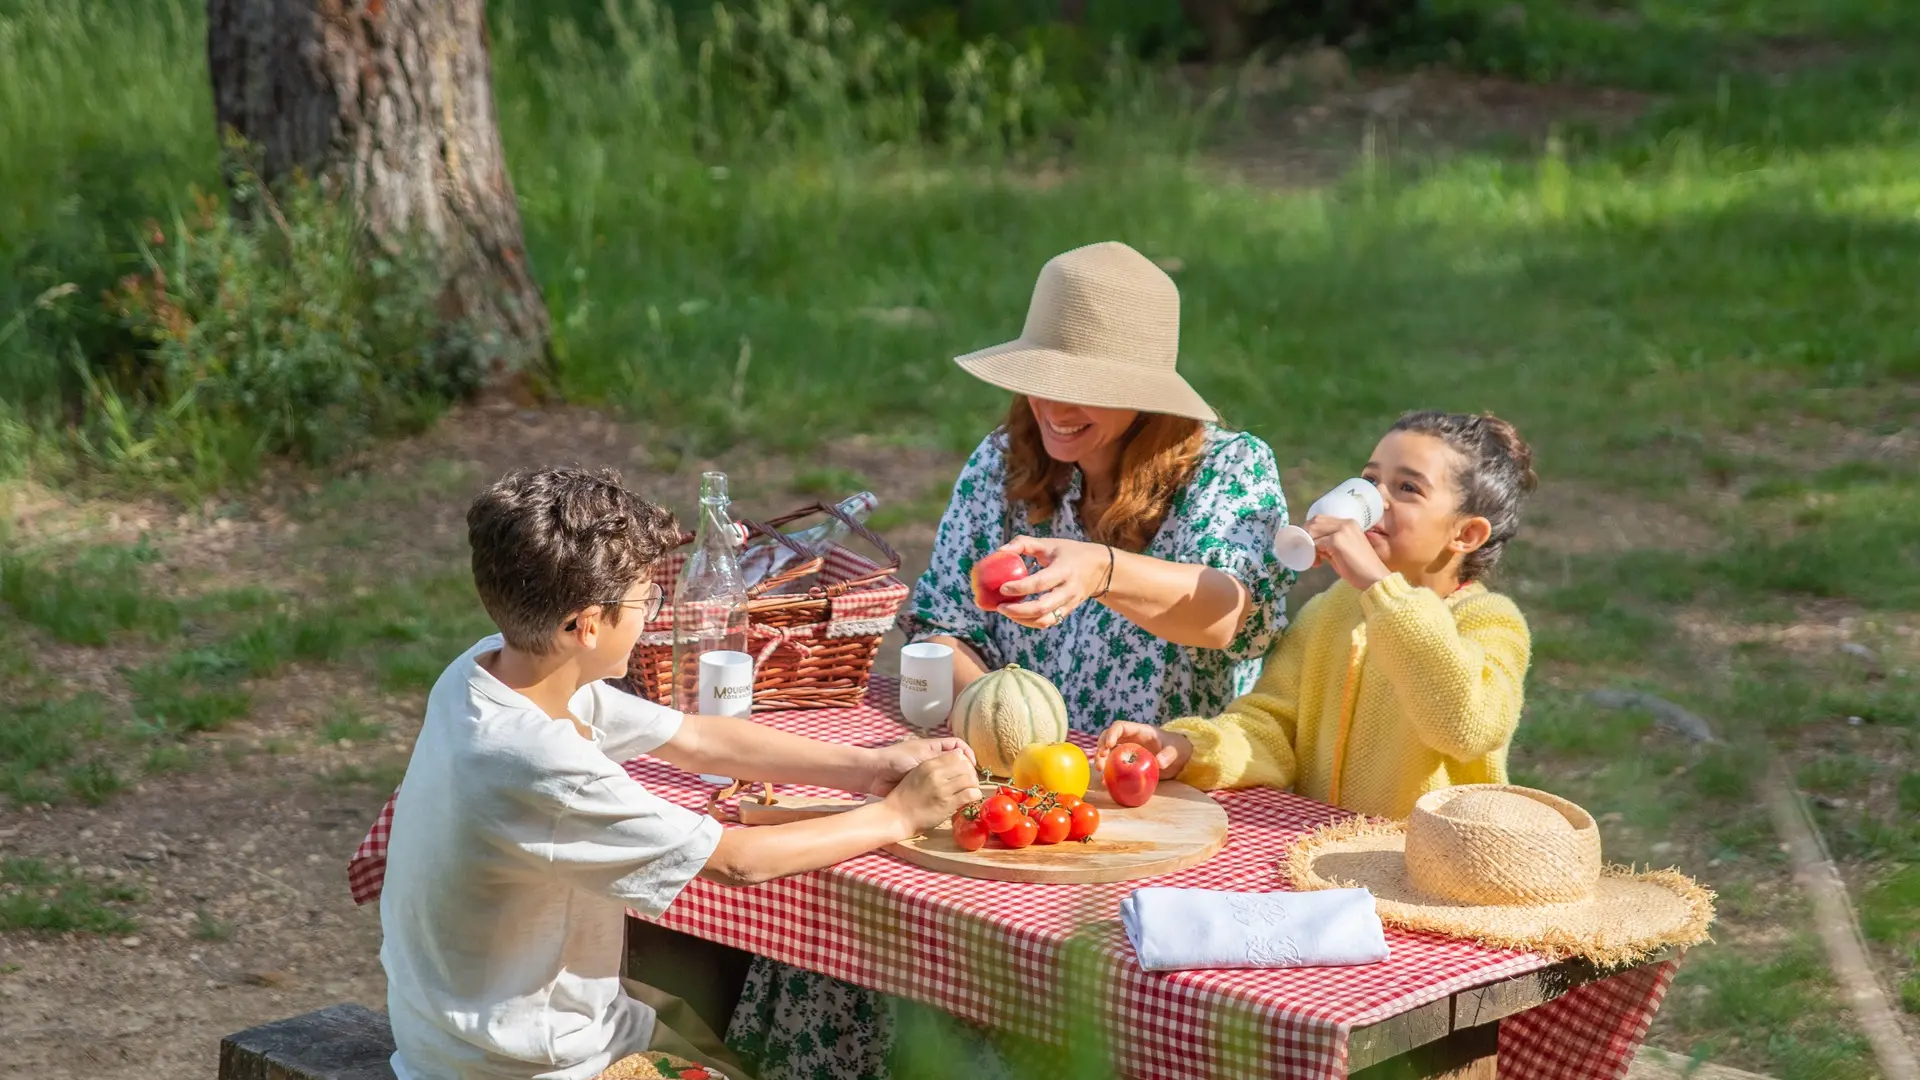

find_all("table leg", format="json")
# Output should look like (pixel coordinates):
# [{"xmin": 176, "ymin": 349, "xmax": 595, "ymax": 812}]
[
  {"xmin": 624, "ymin": 916, "xmax": 757, "ymax": 1038},
  {"xmin": 1348, "ymin": 1020, "xmax": 1498, "ymax": 1080}
]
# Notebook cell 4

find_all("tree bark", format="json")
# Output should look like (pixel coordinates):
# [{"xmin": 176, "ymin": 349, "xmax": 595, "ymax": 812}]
[
  {"xmin": 205, "ymin": 0, "xmax": 549, "ymax": 393},
  {"xmin": 1180, "ymin": 0, "xmax": 1254, "ymax": 62}
]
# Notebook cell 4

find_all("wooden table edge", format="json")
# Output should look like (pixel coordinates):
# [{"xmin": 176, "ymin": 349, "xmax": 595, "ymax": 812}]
[{"xmin": 1346, "ymin": 947, "xmax": 1679, "ymax": 1073}]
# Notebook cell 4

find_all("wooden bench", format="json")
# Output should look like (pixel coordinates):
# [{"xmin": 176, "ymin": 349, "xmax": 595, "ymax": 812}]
[{"xmin": 219, "ymin": 1004, "xmax": 398, "ymax": 1080}]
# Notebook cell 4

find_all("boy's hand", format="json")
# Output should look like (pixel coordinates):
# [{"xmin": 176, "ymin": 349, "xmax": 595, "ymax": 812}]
[
  {"xmin": 862, "ymin": 738, "xmax": 976, "ymax": 797},
  {"xmin": 882, "ymin": 751, "xmax": 984, "ymax": 835},
  {"xmin": 1305, "ymin": 515, "xmax": 1391, "ymax": 594},
  {"xmin": 1095, "ymin": 721, "xmax": 1194, "ymax": 779}
]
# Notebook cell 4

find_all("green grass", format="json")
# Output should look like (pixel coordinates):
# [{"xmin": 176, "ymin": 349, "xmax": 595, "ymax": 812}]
[
  {"xmin": 0, "ymin": 857, "xmax": 143, "ymax": 935},
  {"xmin": 1661, "ymin": 941, "xmax": 1878, "ymax": 1079},
  {"xmin": 0, "ymin": 694, "xmax": 111, "ymax": 807},
  {"xmin": 321, "ymin": 708, "xmax": 386, "ymax": 746},
  {"xmin": 0, "ymin": 541, "xmax": 180, "ymax": 645}
]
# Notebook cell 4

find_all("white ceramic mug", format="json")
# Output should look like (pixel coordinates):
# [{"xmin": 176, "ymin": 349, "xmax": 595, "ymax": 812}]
[
  {"xmin": 1272, "ymin": 478, "xmax": 1387, "ymax": 572},
  {"xmin": 697, "ymin": 650, "xmax": 754, "ymax": 719},
  {"xmin": 898, "ymin": 641, "xmax": 955, "ymax": 731}
]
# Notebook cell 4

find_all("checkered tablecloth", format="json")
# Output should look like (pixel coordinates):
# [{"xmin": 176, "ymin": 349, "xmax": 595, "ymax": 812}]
[{"xmin": 349, "ymin": 678, "xmax": 1675, "ymax": 1080}]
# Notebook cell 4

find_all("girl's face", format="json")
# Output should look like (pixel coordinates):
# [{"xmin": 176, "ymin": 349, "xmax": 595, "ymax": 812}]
[
  {"xmin": 1361, "ymin": 431, "xmax": 1491, "ymax": 580},
  {"xmin": 1028, "ymin": 398, "xmax": 1138, "ymax": 474}
]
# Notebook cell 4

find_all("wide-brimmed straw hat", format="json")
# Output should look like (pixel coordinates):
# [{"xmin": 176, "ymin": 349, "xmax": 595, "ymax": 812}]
[
  {"xmin": 954, "ymin": 241, "xmax": 1217, "ymax": 422},
  {"xmin": 1285, "ymin": 785, "xmax": 1714, "ymax": 967}
]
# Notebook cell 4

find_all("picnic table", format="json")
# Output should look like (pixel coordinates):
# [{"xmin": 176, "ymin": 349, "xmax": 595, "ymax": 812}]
[{"xmin": 348, "ymin": 677, "xmax": 1680, "ymax": 1080}]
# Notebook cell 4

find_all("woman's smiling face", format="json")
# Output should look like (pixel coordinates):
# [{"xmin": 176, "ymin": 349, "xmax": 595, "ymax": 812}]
[{"xmin": 1027, "ymin": 398, "xmax": 1138, "ymax": 469}]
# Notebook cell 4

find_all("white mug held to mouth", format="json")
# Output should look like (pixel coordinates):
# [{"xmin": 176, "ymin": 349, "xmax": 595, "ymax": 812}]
[{"xmin": 1272, "ymin": 479, "xmax": 1386, "ymax": 572}]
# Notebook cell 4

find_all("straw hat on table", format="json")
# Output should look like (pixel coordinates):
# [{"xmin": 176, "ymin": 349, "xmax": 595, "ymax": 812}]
[
  {"xmin": 1286, "ymin": 785, "xmax": 1715, "ymax": 967},
  {"xmin": 954, "ymin": 241, "xmax": 1217, "ymax": 421}
]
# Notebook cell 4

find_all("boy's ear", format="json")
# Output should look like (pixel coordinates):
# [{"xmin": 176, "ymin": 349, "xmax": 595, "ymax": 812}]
[
  {"xmin": 1451, "ymin": 515, "xmax": 1493, "ymax": 555},
  {"xmin": 562, "ymin": 605, "xmax": 599, "ymax": 642}
]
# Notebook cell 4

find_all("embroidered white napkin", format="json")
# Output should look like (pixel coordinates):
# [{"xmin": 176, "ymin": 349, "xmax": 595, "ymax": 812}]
[{"xmin": 1119, "ymin": 887, "xmax": 1391, "ymax": 972}]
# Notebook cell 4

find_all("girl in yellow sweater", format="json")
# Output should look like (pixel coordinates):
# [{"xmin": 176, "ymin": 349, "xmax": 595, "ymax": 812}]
[{"xmin": 1096, "ymin": 410, "xmax": 1537, "ymax": 820}]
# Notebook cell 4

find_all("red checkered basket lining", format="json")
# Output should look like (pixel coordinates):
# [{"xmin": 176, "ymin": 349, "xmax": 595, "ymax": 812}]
[{"xmin": 348, "ymin": 680, "xmax": 1676, "ymax": 1080}]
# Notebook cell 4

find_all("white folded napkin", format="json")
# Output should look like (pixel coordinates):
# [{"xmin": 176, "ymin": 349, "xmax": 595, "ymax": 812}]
[{"xmin": 1119, "ymin": 887, "xmax": 1391, "ymax": 972}]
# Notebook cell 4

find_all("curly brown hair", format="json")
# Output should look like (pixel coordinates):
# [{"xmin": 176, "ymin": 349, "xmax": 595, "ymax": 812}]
[
  {"xmin": 466, "ymin": 467, "xmax": 682, "ymax": 654},
  {"xmin": 1003, "ymin": 396, "xmax": 1209, "ymax": 553}
]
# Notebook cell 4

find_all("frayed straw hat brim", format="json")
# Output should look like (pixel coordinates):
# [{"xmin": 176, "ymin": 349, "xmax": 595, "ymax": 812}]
[
  {"xmin": 1285, "ymin": 818, "xmax": 1716, "ymax": 969},
  {"xmin": 955, "ymin": 340, "xmax": 1217, "ymax": 422}
]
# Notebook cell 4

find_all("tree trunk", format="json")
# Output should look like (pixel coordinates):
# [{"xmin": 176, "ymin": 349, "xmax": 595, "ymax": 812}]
[
  {"xmin": 1180, "ymin": 0, "xmax": 1253, "ymax": 62},
  {"xmin": 205, "ymin": 0, "xmax": 549, "ymax": 394}
]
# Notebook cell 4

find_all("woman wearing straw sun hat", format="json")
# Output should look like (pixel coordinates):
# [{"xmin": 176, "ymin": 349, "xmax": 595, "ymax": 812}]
[
  {"xmin": 906, "ymin": 239, "xmax": 1295, "ymax": 730},
  {"xmin": 722, "ymin": 242, "xmax": 1295, "ymax": 1080}
]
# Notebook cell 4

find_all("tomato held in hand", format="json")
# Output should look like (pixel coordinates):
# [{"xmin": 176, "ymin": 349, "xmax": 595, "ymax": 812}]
[
  {"xmin": 1068, "ymin": 801, "xmax": 1100, "ymax": 841},
  {"xmin": 1102, "ymin": 742, "xmax": 1161, "ymax": 808},
  {"xmin": 1033, "ymin": 805, "xmax": 1072, "ymax": 845},
  {"xmin": 980, "ymin": 793, "xmax": 1023, "ymax": 833},
  {"xmin": 996, "ymin": 814, "xmax": 1039, "ymax": 848},
  {"xmin": 952, "ymin": 809, "xmax": 990, "ymax": 852}
]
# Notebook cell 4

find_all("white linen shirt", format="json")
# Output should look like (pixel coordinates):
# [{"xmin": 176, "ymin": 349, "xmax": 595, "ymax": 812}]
[{"xmin": 381, "ymin": 635, "xmax": 723, "ymax": 1080}]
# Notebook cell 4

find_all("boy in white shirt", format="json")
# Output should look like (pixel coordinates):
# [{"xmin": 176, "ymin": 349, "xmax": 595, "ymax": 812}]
[{"xmin": 381, "ymin": 467, "xmax": 981, "ymax": 1080}]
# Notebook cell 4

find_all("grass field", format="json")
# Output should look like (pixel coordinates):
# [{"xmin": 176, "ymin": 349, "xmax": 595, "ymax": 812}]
[{"xmin": 2, "ymin": 0, "xmax": 1917, "ymax": 1076}]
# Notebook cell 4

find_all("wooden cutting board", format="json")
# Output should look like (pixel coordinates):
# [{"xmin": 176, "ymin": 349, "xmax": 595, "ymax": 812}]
[{"xmin": 736, "ymin": 776, "xmax": 1229, "ymax": 884}]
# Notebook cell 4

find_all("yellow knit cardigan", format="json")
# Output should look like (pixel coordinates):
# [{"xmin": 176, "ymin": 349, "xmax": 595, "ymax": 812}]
[{"xmin": 1164, "ymin": 573, "xmax": 1531, "ymax": 820}]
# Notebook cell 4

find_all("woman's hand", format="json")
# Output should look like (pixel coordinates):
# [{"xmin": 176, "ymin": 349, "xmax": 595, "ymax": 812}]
[
  {"xmin": 991, "ymin": 535, "xmax": 1112, "ymax": 630},
  {"xmin": 1305, "ymin": 515, "xmax": 1391, "ymax": 593},
  {"xmin": 1094, "ymin": 721, "xmax": 1194, "ymax": 779}
]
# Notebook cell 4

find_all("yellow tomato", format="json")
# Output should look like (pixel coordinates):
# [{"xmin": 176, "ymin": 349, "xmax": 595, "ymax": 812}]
[{"xmin": 1010, "ymin": 742, "xmax": 1090, "ymax": 799}]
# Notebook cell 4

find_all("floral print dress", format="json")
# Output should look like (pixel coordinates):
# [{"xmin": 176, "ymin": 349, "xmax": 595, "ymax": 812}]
[{"xmin": 723, "ymin": 424, "xmax": 1294, "ymax": 1080}]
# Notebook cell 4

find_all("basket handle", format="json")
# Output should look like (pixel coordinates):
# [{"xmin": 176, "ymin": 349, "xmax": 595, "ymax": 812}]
[
  {"xmin": 737, "ymin": 520, "xmax": 828, "ymax": 600},
  {"xmin": 659, "ymin": 521, "xmax": 827, "ymax": 603},
  {"xmin": 754, "ymin": 501, "xmax": 902, "ymax": 594}
]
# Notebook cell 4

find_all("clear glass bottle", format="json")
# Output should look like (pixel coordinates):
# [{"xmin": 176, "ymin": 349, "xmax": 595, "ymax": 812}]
[
  {"xmin": 670, "ymin": 471, "xmax": 749, "ymax": 713},
  {"xmin": 739, "ymin": 491, "xmax": 879, "ymax": 589}
]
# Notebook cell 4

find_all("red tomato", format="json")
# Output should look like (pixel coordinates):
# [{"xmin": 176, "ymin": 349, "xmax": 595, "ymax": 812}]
[
  {"xmin": 952, "ymin": 810, "xmax": 990, "ymax": 852},
  {"xmin": 681, "ymin": 1070, "xmax": 711, "ymax": 1080},
  {"xmin": 970, "ymin": 551, "xmax": 1029, "ymax": 611},
  {"xmin": 1102, "ymin": 742, "xmax": 1161, "ymax": 808},
  {"xmin": 1054, "ymin": 793, "xmax": 1082, "ymax": 811},
  {"xmin": 980, "ymin": 794, "xmax": 1022, "ymax": 833},
  {"xmin": 997, "ymin": 785, "xmax": 1024, "ymax": 802},
  {"xmin": 1020, "ymin": 789, "xmax": 1047, "ymax": 811},
  {"xmin": 997, "ymin": 815, "xmax": 1039, "ymax": 848},
  {"xmin": 1033, "ymin": 806, "xmax": 1071, "ymax": 844},
  {"xmin": 1068, "ymin": 802, "xmax": 1100, "ymax": 841}
]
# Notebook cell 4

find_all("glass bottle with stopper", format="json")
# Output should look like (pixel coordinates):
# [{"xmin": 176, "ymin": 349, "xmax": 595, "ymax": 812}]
[{"xmin": 670, "ymin": 471, "xmax": 750, "ymax": 713}]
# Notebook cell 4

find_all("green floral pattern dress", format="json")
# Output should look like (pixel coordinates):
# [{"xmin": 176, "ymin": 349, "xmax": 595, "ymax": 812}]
[{"xmin": 723, "ymin": 424, "xmax": 1293, "ymax": 1080}]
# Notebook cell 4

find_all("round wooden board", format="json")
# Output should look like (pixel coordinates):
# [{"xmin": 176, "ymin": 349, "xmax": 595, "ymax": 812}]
[{"xmin": 886, "ymin": 777, "xmax": 1228, "ymax": 884}]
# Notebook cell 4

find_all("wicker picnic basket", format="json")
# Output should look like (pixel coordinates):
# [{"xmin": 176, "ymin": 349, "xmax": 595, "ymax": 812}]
[{"xmin": 624, "ymin": 501, "xmax": 909, "ymax": 712}]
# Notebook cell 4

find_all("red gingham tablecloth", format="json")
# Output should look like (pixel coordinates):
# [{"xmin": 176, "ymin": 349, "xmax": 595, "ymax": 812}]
[{"xmin": 349, "ymin": 678, "xmax": 1675, "ymax": 1080}]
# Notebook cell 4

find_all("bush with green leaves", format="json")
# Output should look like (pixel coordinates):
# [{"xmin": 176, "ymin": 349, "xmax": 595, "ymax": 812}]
[{"xmin": 84, "ymin": 157, "xmax": 471, "ymax": 489}]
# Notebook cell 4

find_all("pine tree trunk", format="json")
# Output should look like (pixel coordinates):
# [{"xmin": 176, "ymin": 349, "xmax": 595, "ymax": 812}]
[{"xmin": 205, "ymin": 0, "xmax": 549, "ymax": 393}]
